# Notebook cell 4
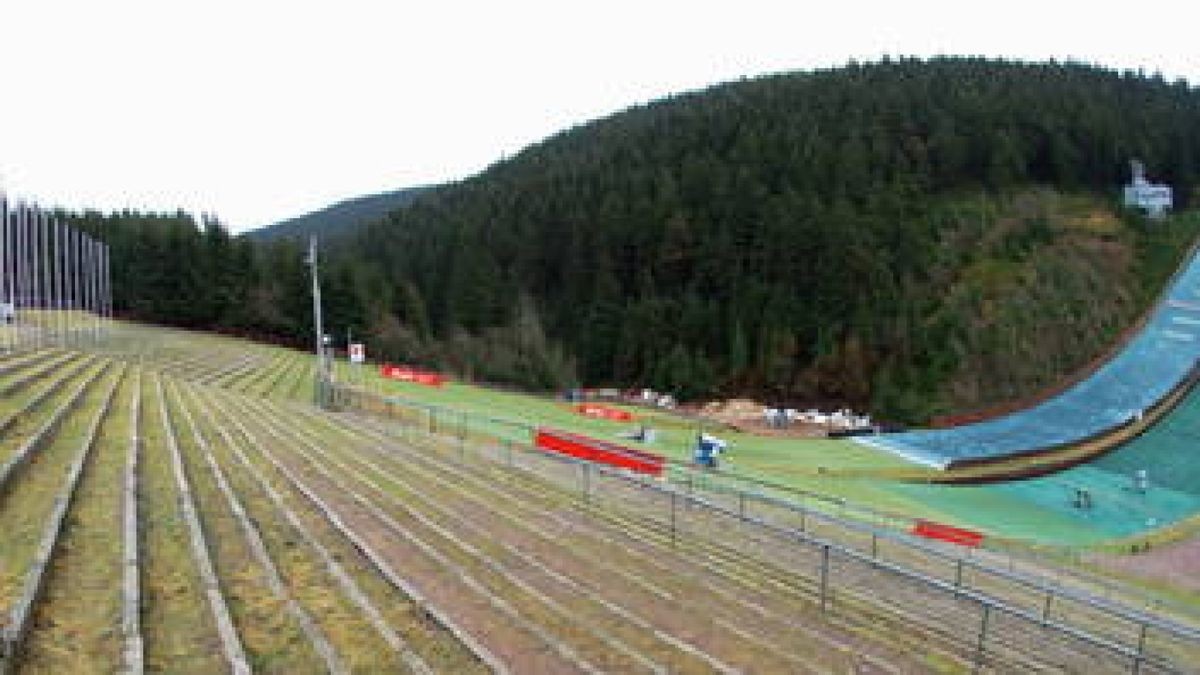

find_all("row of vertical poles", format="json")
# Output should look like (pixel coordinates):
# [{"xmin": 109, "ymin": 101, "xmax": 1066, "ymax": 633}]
[{"xmin": 0, "ymin": 193, "xmax": 112, "ymax": 352}]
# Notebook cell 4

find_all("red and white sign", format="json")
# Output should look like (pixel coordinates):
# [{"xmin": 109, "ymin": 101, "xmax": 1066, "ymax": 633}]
[{"xmin": 349, "ymin": 343, "xmax": 366, "ymax": 364}]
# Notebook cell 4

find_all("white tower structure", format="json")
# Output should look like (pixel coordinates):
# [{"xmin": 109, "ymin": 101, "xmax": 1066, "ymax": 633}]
[{"xmin": 1124, "ymin": 160, "xmax": 1173, "ymax": 217}]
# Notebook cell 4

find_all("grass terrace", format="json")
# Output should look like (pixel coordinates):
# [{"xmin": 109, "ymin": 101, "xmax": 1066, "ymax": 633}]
[{"xmin": 0, "ymin": 324, "xmax": 1195, "ymax": 672}]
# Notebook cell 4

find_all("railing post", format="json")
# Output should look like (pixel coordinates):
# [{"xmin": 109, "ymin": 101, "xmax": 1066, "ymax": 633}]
[
  {"xmin": 1041, "ymin": 591, "xmax": 1053, "ymax": 626},
  {"xmin": 820, "ymin": 544, "xmax": 830, "ymax": 612},
  {"xmin": 955, "ymin": 558, "xmax": 964, "ymax": 593},
  {"xmin": 1131, "ymin": 622, "xmax": 1148, "ymax": 674},
  {"xmin": 504, "ymin": 438, "xmax": 513, "ymax": 468},
  {"xmin": 974, "ymin": 602, "xmax": 990, "ymax": 672},
  {"xmin": 871, "ymin": 532, "xmax": 878, "ymax": 560},
  {"xmin": 581, "ymin": 462, "xmax": 591, "ymax": 505},
  {"xmin": 669, "ymin": 491, "xmax": 677, "ymax": 548},
  {"xmin": 458, "ymin": 413, "xmax": 467, "ymax": 460},
  {"xmin": 737, "ymin": 490, "xmax": 746, "ymax": 521}
]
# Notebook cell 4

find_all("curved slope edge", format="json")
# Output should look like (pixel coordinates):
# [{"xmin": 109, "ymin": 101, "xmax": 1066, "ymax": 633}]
[{"xmin": 857, "ymin": 245, "xmax": 1200, "ymax": 470}]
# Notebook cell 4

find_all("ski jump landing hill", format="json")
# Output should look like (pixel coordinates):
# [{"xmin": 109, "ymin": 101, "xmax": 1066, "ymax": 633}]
[{"xmin": 857, "ymin": 245, "xmax": 1200, "ymax": 471}]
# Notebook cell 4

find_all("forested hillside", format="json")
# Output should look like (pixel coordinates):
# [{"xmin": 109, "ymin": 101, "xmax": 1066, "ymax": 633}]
[
  {"xmin": 245, "ymin": 186, "xmax": 429, "ymax": 242},
  {"xmin": 65, "ymin": 211, "xmax": 367, "ymax": 348},
  {"xmin": 75, "ymin": 58, "xmax": 1200, "ymax": 422}
]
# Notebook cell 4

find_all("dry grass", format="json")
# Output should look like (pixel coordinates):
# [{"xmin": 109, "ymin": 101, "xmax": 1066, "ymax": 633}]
[
  {"xmin": 136, "ymin": 373, "xmax": 227, "ymax": 673},
  {"xmin": 0, "ymin": 362, "xmax": 109, "ymax": 610},
  {"xmin": 161, "ymin": 383, "xmax": 321, "ymax": 673},
  {"xmin": 0, "ymin": 355, "xmax": 93, "ymax": 456},
  {"xmin": 2, "ymin": 320, "xmax": 1194, "ymax": 672},
  {"xmin": 219, "ymin": 392, "xmax": 486, "ymax": 672},
  {"xmin": 343, "ymin": 408, "xmax": 1200, "ymax": 671},
  {"xmin": 180, "ymin": 385, "xmax": 406, "ymax": 673},
  {"xmin": 288, "ymin": 405, "xmax": 971, "ymax": 671},
  {"xmin": 19, "ymin": 370, "xmax": 134, "ymax": 672}
]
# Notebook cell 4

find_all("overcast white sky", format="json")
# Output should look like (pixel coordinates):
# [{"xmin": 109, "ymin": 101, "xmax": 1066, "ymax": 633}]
[{"xmin": 1, "ymin": 0, "xmax": 1196, "ymax": 233}]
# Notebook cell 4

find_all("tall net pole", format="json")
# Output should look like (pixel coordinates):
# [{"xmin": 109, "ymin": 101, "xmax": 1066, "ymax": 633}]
[
  {"xmin": 97, "ymin": 241, "xmax": 106, "ymax": 338},
  {"xmin": 6, "ymin": 199, "xmax": 14, "ymax": 351},
  {"xmin": 39, "ymin": 210, "xmax": 51, "ymax": 345},
  {"xmin": 62, "ymin": 223, "xmax": 70, "ymax": 346},
  {"xmin": 69, "ymin": 225, "xmax": 79, "ymax": 346},
  {"xmin": 24, "ymin": 205, "xmax": 34, "ymax": 348},
  {"xmin": 101, "ymin": 241, "xmax": 108, "ymax": 339},
  {"xmin": 38, "ymin": 210, "xmax": 48, "ymax": 346},
  {"xmin": 45, "ymin": 213, "xmax": 54, "ymax": 344},
  {"xmin": 38, "ymin": 211, "xmax": 47, "ymax": 343},
  {"xmin": 102, "ymin": 243, "xmax": 111, "ymax": 336},
  {"xmin": 27, "ymin": 208, "xmax": 36, "ymax": 345},
  {"xmin": 33, "ymin": 209, "xmax": 43, "ymax": 344},
  {"xmin": 12, "ymin": 203, "xmax": 20, "ymax": 349},
  {"xmin": 16, "ymin": 203, "xmax": 27, "ymax": 349},
  {"xmin": 1, "ymin": 194, "xmax": 8, "ymax": 351},
  {"xmin": 52, "ymin": 216, "xmax": 61, "ymax": 344},
  {"xmin": 26, "ymin": 206, "xmax": 35, "ymax": 347},
  {"xmin": 31, "ymin": 208, "xmax": 44, "ymax": 347},
  {"xmin": 55, "ymin": 218, "xmax": 65, "ymax": 344},
  {"xmin": 76, "ymin": 228, "xmax": 84, "ymax": 345},
  {"xmin": 90, "ymin": 236, "xmax": 100, "ymax": 343},
  {"xmin": 12, "ymin": 204, "xmax": 19, "ymax": 346},
  {"xmin": 82, "ymin": 233, "xmax": 92, "ymax": 345},
  {"xmin": 1, "ymin": 195, "xmax": 9, "ymax": 351},
  {"xmin": 82, "ymin": 234, "xmax": 90, "ymax": 343}
]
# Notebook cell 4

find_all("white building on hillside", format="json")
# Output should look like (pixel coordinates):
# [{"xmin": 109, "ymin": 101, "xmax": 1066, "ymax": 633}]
[{"xmin": 1124, "ymin": 160, "xmax": 1173, "ymax": 217}]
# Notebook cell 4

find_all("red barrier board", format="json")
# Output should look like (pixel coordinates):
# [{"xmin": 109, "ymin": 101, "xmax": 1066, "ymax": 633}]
[
  {"xmin": 910, "ymin": 520, "xmax": 984, "ymax": 547},
  {"xmin": 379, "ymin": 364, "xmax": 446, "ymax": 387},
  {"xmin": 535, "ymin": 428, "xmax": 664, "ymax": 477},
  {"xmin": 573, "ymin": 403, "xmax": 635, "ymax": 422}
]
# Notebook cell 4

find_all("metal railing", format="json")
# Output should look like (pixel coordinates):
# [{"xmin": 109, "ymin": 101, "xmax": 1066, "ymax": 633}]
[
  {"xmin": 331, "ymin": 382, "xmax": 1199, "ymax": 612},
  {"xmin": 330, "ymin": 383, "xmax": 1200, "ymax": 672}
]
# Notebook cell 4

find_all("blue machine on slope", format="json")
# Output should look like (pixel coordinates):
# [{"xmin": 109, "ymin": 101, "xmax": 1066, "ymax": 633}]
[{"xmin": 694, "ymin": 433, "xmax": 728, "ymax": 469}]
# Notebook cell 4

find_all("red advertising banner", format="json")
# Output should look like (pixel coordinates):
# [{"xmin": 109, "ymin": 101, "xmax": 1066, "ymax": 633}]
[
  {"xmin": 573, "ymin": 403, "xmax": 635, "ymax": 422},
  {"xmin": 379, "ymin": 364, "xmax": 446, "ymax": 387},
  {"xmin": 534, "ymin": 428, "xmax": 664, "ymax": 477},
  {"xmin": 910, "ymin": 520, "xmax": 984, "ymax": 548}
]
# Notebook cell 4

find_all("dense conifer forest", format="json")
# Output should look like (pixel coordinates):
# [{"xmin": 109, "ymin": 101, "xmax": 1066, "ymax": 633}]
[
  {"xmin": 244, "ymin": 186, "xmax": 428, "ymax": 242},
  {"xmin": 73, "ymin": 58, "xmax": 1200, "ymax": 422}
]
